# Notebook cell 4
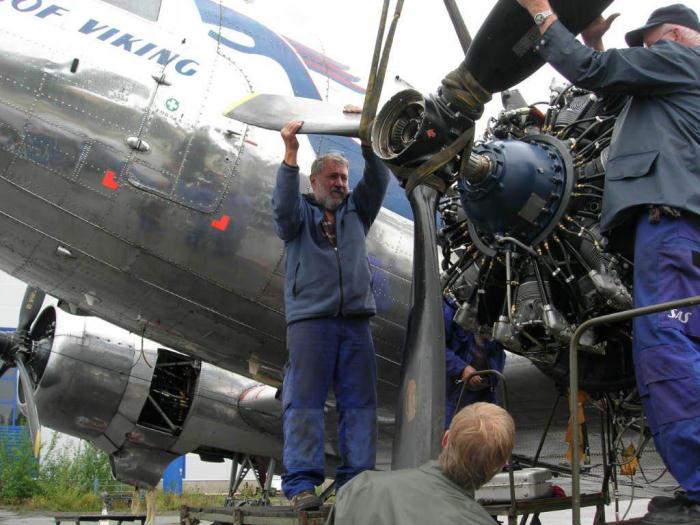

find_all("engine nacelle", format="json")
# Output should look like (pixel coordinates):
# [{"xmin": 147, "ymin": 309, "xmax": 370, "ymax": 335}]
[{"xmin": 21, "ymin": 306, "xmax": 282, "ymax": 488}]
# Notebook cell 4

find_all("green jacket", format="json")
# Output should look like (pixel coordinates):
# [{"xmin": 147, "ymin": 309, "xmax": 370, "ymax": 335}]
[{"xmin": 333, "ymin": 461, "xmax": 495, "ymax": 525}]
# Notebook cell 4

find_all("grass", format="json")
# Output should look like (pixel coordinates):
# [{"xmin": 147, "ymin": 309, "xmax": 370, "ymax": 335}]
[{"xmin": 0, "ymin": 431, "xmax": 234, "ymax": 513}]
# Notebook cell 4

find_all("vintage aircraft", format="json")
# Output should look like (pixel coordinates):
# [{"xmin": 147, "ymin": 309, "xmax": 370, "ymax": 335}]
[{"xmin": 0, "ymin": 0, "xmax": 678, "ymax": 502}]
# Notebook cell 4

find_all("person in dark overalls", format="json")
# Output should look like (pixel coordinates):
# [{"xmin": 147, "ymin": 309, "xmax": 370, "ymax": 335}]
[
  {"xmin": 272, "ymin": 117, "xmax": 389, "ymax": 511},
  {"xmin": 515, "ymin": 2, "xmax": 700, "ymax": 523},
  {"xmin": 443, "ymin": 296, "xmax": 506, "ymax": 428}
]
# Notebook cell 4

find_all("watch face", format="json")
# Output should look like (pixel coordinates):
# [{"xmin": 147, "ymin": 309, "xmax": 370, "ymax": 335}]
[{"xmin": 535, "ymin": 13, "xmax": 545, "ymax": 25}]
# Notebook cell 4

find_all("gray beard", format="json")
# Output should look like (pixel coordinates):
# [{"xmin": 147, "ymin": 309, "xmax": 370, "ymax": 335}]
[{"xmin": 319, "ymin": 194, "xmax": 345, "ymax": 211}]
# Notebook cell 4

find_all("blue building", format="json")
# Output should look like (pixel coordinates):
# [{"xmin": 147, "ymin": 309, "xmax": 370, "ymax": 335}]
[{"xmin": 163, "ymin": 456, "xmax": 186, "ymax": 495}]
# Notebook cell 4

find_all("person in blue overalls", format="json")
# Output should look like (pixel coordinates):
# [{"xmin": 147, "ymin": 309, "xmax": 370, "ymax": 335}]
[
  {"xmin": 515, "ymin": 2, "xmax": 700, "ymax": 523},
  {"xmin": 443, "ymin": 296, "xmax": 506, "ymax": 428},
  {"xmin": 272, "ymin": 117, "xmax": 389, "ymax": 511}
]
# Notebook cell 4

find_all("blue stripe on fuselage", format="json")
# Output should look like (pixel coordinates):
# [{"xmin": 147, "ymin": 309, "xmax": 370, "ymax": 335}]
[{"xmin": 193, "ymin": 0, "xmax": 411, "ymax": 219}]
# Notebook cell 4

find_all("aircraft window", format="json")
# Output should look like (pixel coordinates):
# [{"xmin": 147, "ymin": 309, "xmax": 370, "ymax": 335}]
[{"xmin": 100, "ymin": 0, "xmax": 162, "ymax": 21}]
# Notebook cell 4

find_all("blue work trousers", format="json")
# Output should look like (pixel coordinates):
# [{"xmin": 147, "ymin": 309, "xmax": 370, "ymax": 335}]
[
  {"xmin": 281, "ymin": 317, "xmax": 377, "ymax": 499},
  {"xmin": 633, "ymin": 213, "xmax": 700, "ymax": 503}
]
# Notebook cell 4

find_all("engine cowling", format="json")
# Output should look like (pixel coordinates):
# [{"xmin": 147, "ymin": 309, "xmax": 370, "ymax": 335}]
[{"xmin": 20, "ymin": 306, "xmax": 283, "ymax": 488}]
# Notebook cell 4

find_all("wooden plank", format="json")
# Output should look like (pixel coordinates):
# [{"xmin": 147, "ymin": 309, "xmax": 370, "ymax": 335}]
[
  {"xmin": 243, "ymin": 516, "xmax": 296, "ymax": 525},
  {"xmin": 181, "ymin": 505, "xmax": 332, "ymax": 525},
  {"xmin": 189, "ymin": 511, "xmax": 236, "ymax": 523}
]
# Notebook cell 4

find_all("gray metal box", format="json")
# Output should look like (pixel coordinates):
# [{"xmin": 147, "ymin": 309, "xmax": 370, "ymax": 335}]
[{"xmin": 475, "ymin": 467, "xmax": 553, "ymax": 503}]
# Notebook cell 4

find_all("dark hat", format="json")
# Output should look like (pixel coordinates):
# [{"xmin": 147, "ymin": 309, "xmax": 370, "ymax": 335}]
[{"xmin": 625, "ymin": 3, "xmax": 700, "ymax": 47}]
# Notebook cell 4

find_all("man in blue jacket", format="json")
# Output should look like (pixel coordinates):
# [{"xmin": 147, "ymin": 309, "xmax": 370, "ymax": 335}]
[
  {"xmin": 272, "ymin": 118, "xmax": 390, "ymax": 511},
  {"xmin": 443, "ymin": 296, "xmax": 505, "ymax": 428},
  {"xmin": 515, "ymin": 2, "xmax": 700, "ymax": 523}
]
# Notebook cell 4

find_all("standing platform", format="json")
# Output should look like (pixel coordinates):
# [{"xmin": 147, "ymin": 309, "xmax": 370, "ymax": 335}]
[{"xmin": 180, "ymin": 491, "xmax": 608, "ymax": 525}]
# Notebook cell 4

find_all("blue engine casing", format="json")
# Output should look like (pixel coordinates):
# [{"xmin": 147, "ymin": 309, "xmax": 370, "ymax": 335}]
[{"xmin": 458, "ymin": 137, "xmax": 572, "ymax": 244}]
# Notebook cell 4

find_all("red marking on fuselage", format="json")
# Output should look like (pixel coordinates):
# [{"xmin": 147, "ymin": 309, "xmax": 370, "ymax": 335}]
[
  {"xmin": 211, "ymin": 214, "xmax": 230, "ymax": 231},
  {"xmin": 244, "ymin": 139, "xmax": 258, "ymax": 147},
  {"xmin": 102, "ymin": 170, "xmax": 119, "ymax": 190}
]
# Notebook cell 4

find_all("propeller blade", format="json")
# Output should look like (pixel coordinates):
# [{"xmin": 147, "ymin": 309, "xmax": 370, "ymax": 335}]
[
  {"xmin": 225, "ymin": 94, "xmax": 361, "ymax": 137},
  {"xmin": 16, "ymin": 355, "xmax": 41, "ymax": 457},
  {"xmin": 0, "ymin": 331, "xmax": 15, "ymax": 360},
  {"xmin": 392, "ymin": 185, "xmax": 446, "ymax": 469},
  {"xmin": 18, "ymin": 286, "xmax": 45, "ymax": 334},
  {"xmin": 463, "ymin": 0, "xmax": 613, "ymax": 94}
]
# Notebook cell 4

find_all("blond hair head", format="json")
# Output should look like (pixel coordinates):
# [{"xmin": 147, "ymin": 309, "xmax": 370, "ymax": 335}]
[{"xmin": 438, "ymin": 402, "xmax": 515, "ymax": 491}]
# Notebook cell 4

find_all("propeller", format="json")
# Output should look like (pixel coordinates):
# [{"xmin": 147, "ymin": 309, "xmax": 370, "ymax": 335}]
[
  {"xmin": 391, "ymin": 184, "xmax": 446, "ymax": 468},
  {"xmin": 388, "ymin": 0, "xmax": 614, "ymax": 469},
  {"xmin": 16, "ymin": 354, "xmax": 42, "ymax": 457},
  {"xmin": 461, "ymin": 0, "xmax": 613, "ymax": 94},
  {"xmin": 225, "ymin": 94, "xmax": 361, "ymax": 137},
  {"xmin": 18, "ymin": 286, "xmax": 44, "ymax": 334},
  {"xmin": 0, "ymin": 362, "xmax": 11, "ymax": 380},
  {"xmin": 0, "ymin": 285, "xmax": 45, "ymax": 457}
]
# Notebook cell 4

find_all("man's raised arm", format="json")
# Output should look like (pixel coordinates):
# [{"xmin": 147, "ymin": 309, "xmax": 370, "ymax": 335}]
[{"xmin": 271, "ymin": 120, "xmax": 305, "ymax": 242}]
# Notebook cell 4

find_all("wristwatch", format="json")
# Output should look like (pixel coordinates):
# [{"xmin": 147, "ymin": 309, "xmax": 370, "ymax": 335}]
[{"xmin": 533, "ymin": 9, "xmax": 553, "ymax": 26}]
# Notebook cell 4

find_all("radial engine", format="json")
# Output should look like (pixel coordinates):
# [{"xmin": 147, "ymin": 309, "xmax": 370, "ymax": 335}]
[{"xmin": 374, "ymin": 84, "xmax": 636, "ymax": 392}]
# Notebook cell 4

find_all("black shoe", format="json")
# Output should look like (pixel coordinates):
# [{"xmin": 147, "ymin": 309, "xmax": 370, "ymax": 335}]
[
  {"xmin": 291, "ymin": 490, "xmax": 321, "ymax": 512},
  {"xmin": 642, "ymin": 502, "xmax": 700, "ymax": 525},
  {"xmin": 649, "ymin": 494, "xmax": 692, "ymax": 514}
]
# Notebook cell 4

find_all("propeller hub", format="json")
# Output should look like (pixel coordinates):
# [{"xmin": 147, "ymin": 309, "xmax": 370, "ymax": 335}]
[
  {"xmin": 372, "ymin": 89, "xmax": 470, "ymax": 181},
  {"xmin": 457, "ymin": 136, "xmax": 574, "ymax": 245}
]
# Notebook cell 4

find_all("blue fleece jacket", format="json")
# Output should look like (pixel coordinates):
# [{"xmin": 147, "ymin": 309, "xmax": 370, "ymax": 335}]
[{"xmin": 272, "ymin": 146, "xmax": 390, "ymax": 324}]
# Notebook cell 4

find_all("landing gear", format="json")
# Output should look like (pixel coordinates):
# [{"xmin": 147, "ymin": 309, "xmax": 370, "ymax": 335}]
[{"xmin": 225, "ymin": 454, "xmax": 277, "ymax": 507}]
